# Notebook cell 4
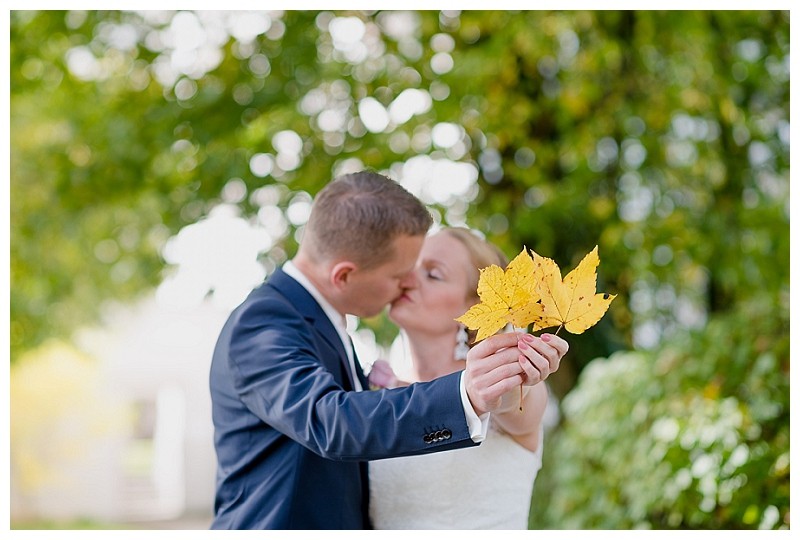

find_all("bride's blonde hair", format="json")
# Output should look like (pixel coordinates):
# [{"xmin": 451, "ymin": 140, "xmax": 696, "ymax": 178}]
[
  {"xmin": 438, "ymin": 228, "xmax": 509, "ymax": 346},
  {"xmin": 438, "ymin": 227, "xmax": 509, "ymax": 301}
]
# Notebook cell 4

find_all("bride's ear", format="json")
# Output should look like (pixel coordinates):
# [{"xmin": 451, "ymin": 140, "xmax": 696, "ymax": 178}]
[{"xmin": 330, "ymin": 261, "xmax": 357, "ymax": 290}]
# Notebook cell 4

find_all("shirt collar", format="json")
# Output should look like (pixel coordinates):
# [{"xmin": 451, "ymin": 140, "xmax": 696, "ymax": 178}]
[{"xmin": 283, "ymin": 260, "xmax": 347, "ymax": 332}]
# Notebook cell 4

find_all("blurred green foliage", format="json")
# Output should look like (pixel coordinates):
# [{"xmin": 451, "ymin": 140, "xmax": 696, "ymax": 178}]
[
  {"xmin": 531, "ymin": 296, "xmax": 789, "ymax": 528},
  {"xmin": 11, "ymin": 10, "xmax": 789, "ymax": 529}
]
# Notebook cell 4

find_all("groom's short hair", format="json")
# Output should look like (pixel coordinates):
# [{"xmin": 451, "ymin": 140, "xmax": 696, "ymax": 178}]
[{"xmin": 303, "ymin": 171, "xmax": 432, "ymax": 269}]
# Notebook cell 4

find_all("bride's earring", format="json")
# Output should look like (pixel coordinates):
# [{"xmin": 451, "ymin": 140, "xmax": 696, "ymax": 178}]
[{"xmin": 454, "ymin": 324, "xmax": 469, "ymax": 361}]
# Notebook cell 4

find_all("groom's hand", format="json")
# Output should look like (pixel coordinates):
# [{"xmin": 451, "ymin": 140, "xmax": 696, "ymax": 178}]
[{"xmin": 463, "ymin": 333, "xmax": 528, "ymax": 416}]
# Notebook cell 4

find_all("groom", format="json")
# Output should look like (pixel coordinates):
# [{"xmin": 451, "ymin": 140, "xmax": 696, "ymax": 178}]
[{"xmin": 210, "ymin": 171, "xmax": 535, "ymax": 529}]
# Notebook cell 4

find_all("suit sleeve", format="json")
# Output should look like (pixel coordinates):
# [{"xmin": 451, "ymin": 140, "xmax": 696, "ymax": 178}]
[{"xmin": 226, "ymin": 295, "xmax": 477, "ymax": 461}]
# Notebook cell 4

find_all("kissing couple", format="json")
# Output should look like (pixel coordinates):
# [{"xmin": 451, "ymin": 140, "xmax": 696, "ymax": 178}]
[{"xmin": 210, "ymin": 171, "xmax": 568, "ymax": 529}]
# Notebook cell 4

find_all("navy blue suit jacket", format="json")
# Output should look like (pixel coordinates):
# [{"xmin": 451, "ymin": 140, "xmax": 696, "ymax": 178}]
[{"xmin": 209, "ymin": 268, "xmax": 477, "ymax": 529}]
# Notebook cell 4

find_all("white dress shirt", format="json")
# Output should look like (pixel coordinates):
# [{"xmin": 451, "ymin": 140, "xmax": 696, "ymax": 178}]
[{"xmin": 282, "ymin": 260, "xmax": 489, "ymax": 442}]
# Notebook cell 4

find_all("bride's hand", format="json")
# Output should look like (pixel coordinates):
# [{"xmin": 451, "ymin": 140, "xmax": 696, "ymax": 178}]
[{"xmin": 516, "ymin": 333, "xmax": 569, "ymax": 385}]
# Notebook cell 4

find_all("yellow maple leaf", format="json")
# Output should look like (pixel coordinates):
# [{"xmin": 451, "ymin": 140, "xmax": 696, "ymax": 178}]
[
  {"xmin": 529, "ymin": 246, "xmax": 616, "ymax": 334},
  {"xmin": 456, "ymin": 248, "xmax": 541, "ymax": 342}
]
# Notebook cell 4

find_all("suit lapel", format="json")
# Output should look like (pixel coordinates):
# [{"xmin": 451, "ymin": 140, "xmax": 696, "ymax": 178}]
[
  {"xmin": 351, "ymin": 344, "xmax": 370, "ymax": 390},
  {"xmin": 267, "ymin": 268, "xmax": 361, "ymax": 391}
]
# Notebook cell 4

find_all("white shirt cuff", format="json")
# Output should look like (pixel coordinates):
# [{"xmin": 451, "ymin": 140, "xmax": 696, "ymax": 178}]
[{"xmin": 460, "ymin": 371, "xmax": 490, "ymax": 443}]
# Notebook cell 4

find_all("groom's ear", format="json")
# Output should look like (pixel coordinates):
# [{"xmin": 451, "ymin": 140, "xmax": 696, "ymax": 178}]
[{"xmin": 330, "ymin": 261, "xmax": 358, "ymax": 290}]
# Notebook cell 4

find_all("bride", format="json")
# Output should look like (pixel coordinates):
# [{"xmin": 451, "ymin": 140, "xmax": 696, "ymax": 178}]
[{"xmin": 368, "ymin": 227, "xmax": 569, "ymax": 529}]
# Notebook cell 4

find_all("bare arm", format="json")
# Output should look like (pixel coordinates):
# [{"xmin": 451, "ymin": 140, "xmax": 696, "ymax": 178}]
[
  {"xmin": 491, "ymin": 332, "xmax": 568, "ymax": 452},
  {"xmin": 491, "ymin": 383, "xmax": 548, "ymax": 452}
]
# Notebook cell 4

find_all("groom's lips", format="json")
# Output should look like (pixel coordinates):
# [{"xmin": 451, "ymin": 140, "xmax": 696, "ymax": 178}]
[{"xmin": 393, "ymin": 292, "xmax": 412, "ymax": 305}]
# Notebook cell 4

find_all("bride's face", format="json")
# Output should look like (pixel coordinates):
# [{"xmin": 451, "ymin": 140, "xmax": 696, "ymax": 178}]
[{"xmin": 389, "ymin": 232, "xmax": 476, "ymax": 336}]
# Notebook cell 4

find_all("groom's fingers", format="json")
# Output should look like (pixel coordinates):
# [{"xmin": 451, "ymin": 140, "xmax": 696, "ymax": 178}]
[
  {"xmin": 467, "ymin": 347, "xmax": 520, "ymax": 380},
  {"xmin": 469, "ymin": 332, "xmax": 521, "ymax": 361},
  {"xmin": 483, "ymin": 373, "xmax": 525, "ymax": 403},
  {"xmin": 468, "ymin": 332, "xmax": 571, "ymax": 409},
  {"xmin": 467, "ymin": 333, "xmax": 523, "ymax": 375},
  {"xmin": 466, "ymin": 366, "xmax": 524, "ymax": 412},
  {"xmin": 471, "ymin": 359, "xmax": 524, "ymax": 391}
]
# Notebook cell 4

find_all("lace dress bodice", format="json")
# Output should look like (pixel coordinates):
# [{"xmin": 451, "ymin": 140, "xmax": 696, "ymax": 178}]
[{"xmin": 368, "ymin": 421, "xmax": 543, "ymax": 529}]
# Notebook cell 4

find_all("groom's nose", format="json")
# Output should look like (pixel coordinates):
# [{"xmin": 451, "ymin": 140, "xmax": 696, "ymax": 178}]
[{"xmin": 398, "ymin": 269, "xmax": 418, "ymax": 290}]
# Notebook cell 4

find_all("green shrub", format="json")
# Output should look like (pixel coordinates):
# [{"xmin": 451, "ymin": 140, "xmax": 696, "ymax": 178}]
[{"xmin": 531, "ymin": 299, "xmax": 789, "ymax": 529}]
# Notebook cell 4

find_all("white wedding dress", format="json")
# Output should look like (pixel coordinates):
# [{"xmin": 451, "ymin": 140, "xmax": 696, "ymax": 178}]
[{"xmin": 368, "ymin": 420, "xmax": 544, "ymax": 529}]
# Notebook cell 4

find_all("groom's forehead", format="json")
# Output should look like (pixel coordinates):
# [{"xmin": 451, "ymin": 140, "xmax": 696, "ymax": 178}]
[
  {"xmin": 387, "ymin": 232, "xmax": 423, "ymax": 252},
  {"xmin": 371, "ymin": 251, "xmax": 418, "ymax": 279}
]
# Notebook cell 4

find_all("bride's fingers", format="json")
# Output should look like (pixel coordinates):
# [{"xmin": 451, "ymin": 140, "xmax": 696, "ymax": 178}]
[
  {"xmin": 537, "ymin": 334, "xmax": 569, "ymax": 366},
  {"xmin": 518, "ymin": 353, "xmax": 542, "ymax": 386},
  {"xmin": 519, "ymin": 345, "xmax": 550, "ymax": 382},
  {"xmin": 521, "ymin": 334, "xmax": 566, "ymax": 373},
  {"xmin": 541, "ymin": 333, "xmax": 569, "ymax": 354}
]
